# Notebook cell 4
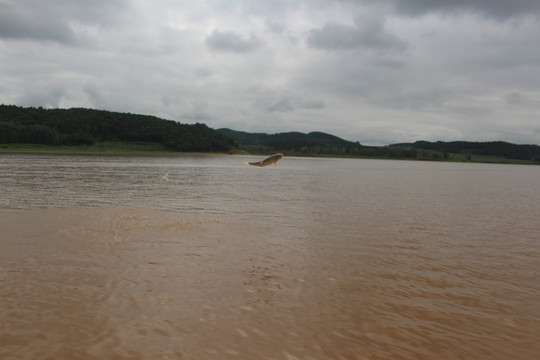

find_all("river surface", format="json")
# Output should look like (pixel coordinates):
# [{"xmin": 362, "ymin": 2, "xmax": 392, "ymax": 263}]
[{"xmin": 1, "ymin": 153, "xmax": 539, "ymax": 359}]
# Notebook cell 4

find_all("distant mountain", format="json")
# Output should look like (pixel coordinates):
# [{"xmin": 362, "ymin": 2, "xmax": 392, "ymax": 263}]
[
  {"xmin": 390, "ymin": 140, "xmax": 540, "ymax": 161},
  {"xmin": 0, "ymin": 104, "xmax": 236, "ymax": 152},
  {"xmin": 217, "ymin": 128, "xmax": 361, "ymax": 155}
]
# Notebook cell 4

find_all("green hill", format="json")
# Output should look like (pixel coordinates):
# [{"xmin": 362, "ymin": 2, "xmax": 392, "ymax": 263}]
[
  {"xmin": 0, "ymin": 105, "xmax": 236, "ymax": 152},
  {"xmin": 219, "ymin": 128, "xmax": 540, "ymax": 163},
  {"xmin": 390, "ymin": 140, "xmax": 540, "ymax": 162},
  {"xmin": 2, "ymin": 104, "xmax": 538, "ymax": 163},
  {"xmin": 217, "ymin": 128, "xmax": 362, "ymax": 155}
]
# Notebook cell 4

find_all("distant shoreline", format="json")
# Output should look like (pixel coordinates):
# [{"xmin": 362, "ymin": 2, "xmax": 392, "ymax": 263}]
[
  {"xmin": 2, "ymin": 105, "xmax": 538, "ymax": 164},
  {"xmin": 1, "ymin": 143, "xmax": 536, "ymax": 165},
  {"xmin": 0, "ymin": 143, "xmax": 246, "ymax": 156}
]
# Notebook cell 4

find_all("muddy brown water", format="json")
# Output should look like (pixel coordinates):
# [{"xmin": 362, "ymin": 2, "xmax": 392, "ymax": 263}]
[{"xmin": 1, "ymin": 153, "xmax": 539, "ymax": 359}]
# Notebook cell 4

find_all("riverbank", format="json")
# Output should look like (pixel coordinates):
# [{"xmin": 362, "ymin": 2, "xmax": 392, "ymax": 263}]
[
  {"xmin": 0, "ymin": 142, "xmax": 248, "ymax": 156},
  {"xmin": 0, "ymin": 142, "xmax": 170, "ymax": 153},
  {"xmin": 0, "ymin": 142, "xmax": 536, "ymax": 164}
]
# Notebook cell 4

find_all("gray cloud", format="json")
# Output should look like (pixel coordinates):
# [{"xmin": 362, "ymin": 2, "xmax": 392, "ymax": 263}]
[
  {"xmin": 359, "ymin": 0, "xmax": 540, "ymax": 20},
  {"xmin": 1, "ymin": 0, "xmax": 540, "ymax": 145},
  {"xmin": 252, "ymin": 86, "xmax": 325, "ymax": 113},
  {"xmin": 205, "ymin": 29, "xmax": 260, "ymax": 53},
  {"xmin": 0, "ymin": 0, "xmax": 128, "ymax": 45},
  {"xmin": 265, "ymin": 19, "xmax": 285, "ymax": 34},
  {"xmin": 504, "ymin": 92, "xmax": 526, "ymax": 105},
  {"xmin": 18, "ymin": 80, "xmax": 66, "ymax": 108},
  {"xmin": 307, "ymin": 16, "xmax": 408, "ymax": 53},
  {"xmin": 180, "ymin": 101, "xmax": 215, "ymax": 121},
  {"xmin": 181, "ymin": 112, "xmax": 215, "ymax": 121},
  {"xmin": 0, "ymin": 5, "xmax": 75, "ymax": 44}
]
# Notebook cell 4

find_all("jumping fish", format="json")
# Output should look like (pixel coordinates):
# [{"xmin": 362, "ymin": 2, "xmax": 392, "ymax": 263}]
[{"xmin": 245, "ymin": 153, "xmax": 283, "ymax": 167}]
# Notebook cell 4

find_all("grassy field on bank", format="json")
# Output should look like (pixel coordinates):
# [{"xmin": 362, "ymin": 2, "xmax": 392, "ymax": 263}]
[{"xmin": 0, "ymin": 142, "xmax": 178, "ymax": 154}]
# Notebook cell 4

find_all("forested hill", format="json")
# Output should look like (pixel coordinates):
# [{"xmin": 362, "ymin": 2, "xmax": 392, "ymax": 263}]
[
  {"xmin": 220, "ymin": 128, "xmax": 540, "ymax": 162},
  {"xmin": 390, "ymin": 140, "xmax": 540, "ymax": 161},
  {"xmin": 2, "ymin": 104, "xmax": 539, "ymax": 161},
  {"xmin": 0, "ymin": 104, "xmax": 236, "ymax": 152},
  {"xmin": 217, "ymin": 128, "xmax": 362, "ymax": 155}
]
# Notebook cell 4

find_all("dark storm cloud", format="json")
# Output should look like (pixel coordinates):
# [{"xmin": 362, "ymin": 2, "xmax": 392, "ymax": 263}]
[
  {"xmin": 0, "ymin": 5, "xmax": 75, "ymax": 44},
  {"xmin": 306, "ymin": 16, "xmax": 408, "ymax": 53},
  {"xmin": 205, "ymin": 29, "xmax": 261, "ymax": 53},
  {"xmin": 360, "ymin": 0, "xmax": 540, "ymax": 20},
  {"xmin": 0, "ymin": 0, "xmax": 128, "ymax": 44}
]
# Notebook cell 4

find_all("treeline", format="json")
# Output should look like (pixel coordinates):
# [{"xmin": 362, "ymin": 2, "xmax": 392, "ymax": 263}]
[
  {"xmin": 0, "ymin": 105, "xmax": 236, "ymax": 152},
  {"xmin": 218, "ymin": 128, "xmax": 540, "ymax": 162},
  {"xmin": 391, "ymin": 140, "xmax": 540, "ymax": 162},
  {"xmin": 3, "ymin": 105, "xmax": 539, "ymax": 162},
  {"xmin": 217, "ymin": 128, "xmax": 367, "ymax": 156},
  {"xmin": 218, "ymin": 128, "xmax": 424, "ymax": 158}
]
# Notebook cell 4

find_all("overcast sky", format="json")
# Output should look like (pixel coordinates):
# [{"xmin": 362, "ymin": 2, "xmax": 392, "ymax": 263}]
[{"xmin": 1, "ymin": 0, "xmax": 540, "ymax": 145}]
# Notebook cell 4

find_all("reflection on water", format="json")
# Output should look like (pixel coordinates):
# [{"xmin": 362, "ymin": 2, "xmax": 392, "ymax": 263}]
[{"xmin": 1, "ymin": 153, "xmax": 539, "ymax": 359}]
